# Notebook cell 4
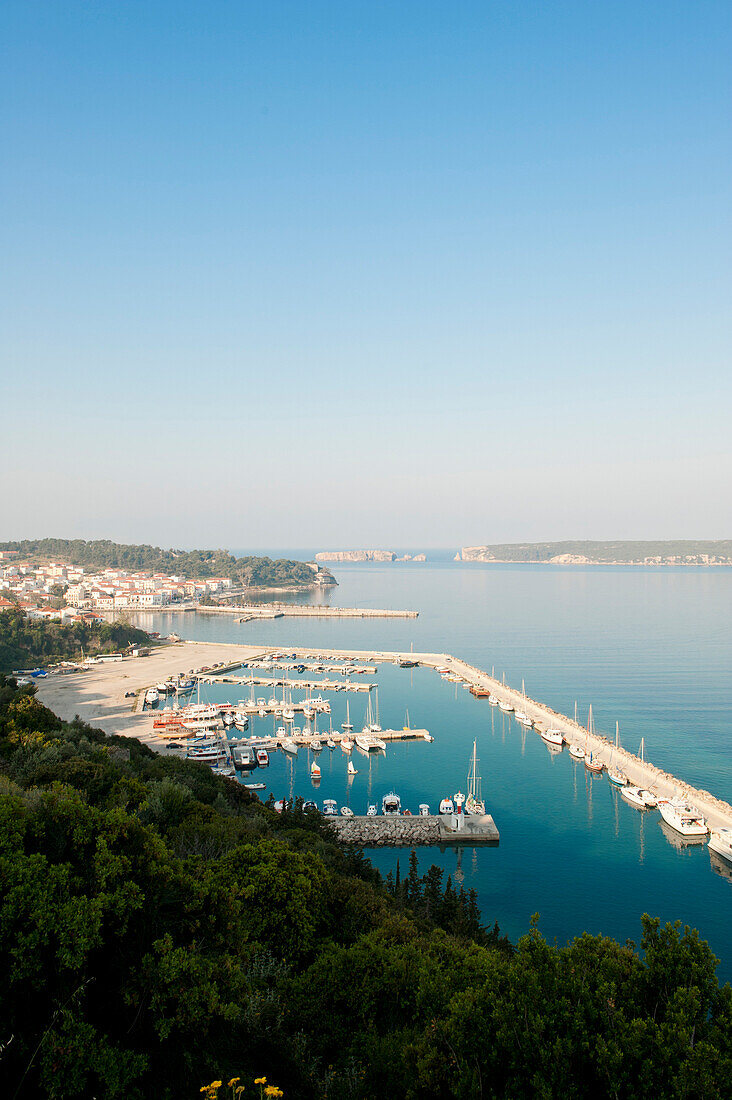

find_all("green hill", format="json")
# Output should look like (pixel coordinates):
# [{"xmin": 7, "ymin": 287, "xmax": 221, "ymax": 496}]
[{"xmin": 0, "ymin": 678, "xmax": 729, "ymax": 1098}]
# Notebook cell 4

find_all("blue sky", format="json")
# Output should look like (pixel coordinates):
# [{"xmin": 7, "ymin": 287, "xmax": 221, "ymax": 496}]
[{"xmin": 2, "ymin": 1, "xmax": 730, "ymax": 548}]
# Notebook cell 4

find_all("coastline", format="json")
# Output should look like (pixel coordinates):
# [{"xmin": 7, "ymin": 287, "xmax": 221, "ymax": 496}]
[{"xmin": 34, "ymin": 639, "xmax": 732, "ymax": 833}]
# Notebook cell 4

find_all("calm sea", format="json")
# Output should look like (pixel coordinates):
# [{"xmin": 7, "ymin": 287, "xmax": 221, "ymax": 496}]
[{"xmin": 132, "ymin": 557, "xmax": 732, "ymax": 978}]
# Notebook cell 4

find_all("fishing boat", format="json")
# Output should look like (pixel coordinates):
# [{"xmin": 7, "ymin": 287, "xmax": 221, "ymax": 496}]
[
  {"xmin": 310, "ymin": 760, "xmax": 321, "ymax": 778},
  {"xmin": 568, "ymin": 743, "xmax": 585, "ymax": 760},
  {"xmin": 464, "ymin": 740, "xmax": 486, "ymax": 815},
  {"xmin": 322, "ymin": 799, "xmax": 338, "ymax": 816},
  {"xmin": 541, "ymin": 728, "xmax": 564, "ymax": 746},
  {"xmin": 340, "ymin": 806, "xmax": 354, "ymax": 817},
  {"xmin": 439, "ymin": 797, "xmax": 455, "ymax": 815},
  {"xmin": 382, "ymin": 792, "xmax": 401, "ymax": 815},
  {"xmin": 145, "ymin": 688, "xmax": 160, "ymax": 705},
  {"xmin": 155, "ymin": 682, "xmax": 170, "ymax": 694},
  {"xmin": 657, "ymin": 799, "xmax": 709, "ymax": 837},
  {"xmin": 256, "ymin": 749, "xmax": 269, "ymax": 766},
  {"xmin": 621, "ymin": 786, "xmax": 657, "ymax": 809},
  {"xmin": 709, "ymin": 828, "xmax": 732, "ymax": 865},
  {"xmin": 419, "ymin": 803, "xmax": 430, "ymax": 816},
  {"xmin": 347, "ymin": 760, "xmax": 357, "ymax": 776}
]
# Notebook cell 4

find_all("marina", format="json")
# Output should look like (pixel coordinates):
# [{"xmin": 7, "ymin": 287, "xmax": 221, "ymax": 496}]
[{"xmin": 33, "ymin": 563, "xmax": 732, "ymax": 977}]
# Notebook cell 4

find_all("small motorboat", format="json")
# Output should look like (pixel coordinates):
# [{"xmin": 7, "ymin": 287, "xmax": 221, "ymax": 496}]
[
  {"xmin": 303, "ymin": 800, "xmax": 318, "ymax": 812},
  {"xmin": 541, "ymin": 728, "xmax": 564, "ymax": 746},
  {"xmin": 439, "ymin": 798, "xmax": 455, "ymax": 815},
  {"xmin": 498, "ymin": 701, "xmax": 514, "ymax": 712},
  {"xmin": 145, "ymin": 688, "xmax": 160, "ymax": 705},
  {"xmin": 326, "ymin": 738, "xmax": 336, "ymax": 749},
  {"xmin": 367, "ymin": 804, "xmax": 377, "ymax": 816},
  {"xmin": 341, "ymin": 738, "xmax": 353, "ymax": 753},
  {"xmin": 419, "ymin": 803, "xmax": 430, "ymax": 816},
  {"xmin": 340, "ymin": 806, "xmax": 354, "ymax": 817},
  {"xmin": 244, "ymin": 781, "xmax": 266, "ymax": 790},
  {"xmin": 322, "ymin": 799, "xmax": 338, "ymax": 816},
  {"xmin": 488, "ymin": 695, "xmax": 500, "ymax": 706},
  {"xmin": 311, "ymin": 739, "xmax": 322, "ymax": 752},
  {"xmin": 621, "ymin": 786, "xmax": 658, "ymax": 810},
  {"xmin": 281, "ymin": 738, "xmax": 298, "ymax": 755},
  {"xmin": 568, "ymin": 743, "xmax": 585, "ymax": 760},
  {"xmin": 256, "ymin": 749, "xmax": 269, "ymax": 766}
]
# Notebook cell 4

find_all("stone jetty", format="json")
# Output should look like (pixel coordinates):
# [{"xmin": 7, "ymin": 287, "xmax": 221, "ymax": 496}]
[{"xmin": 327, "ymin": 814, "xmax": 499, "ymax": 847}]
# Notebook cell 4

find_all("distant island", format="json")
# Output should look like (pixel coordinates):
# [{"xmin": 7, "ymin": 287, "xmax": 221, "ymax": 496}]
[
  {"xmin": 316, "ymin": 550, "xmax": 426, "ymax": 562},
  {"xmin": 458, "ymin": 540, "xmax": 732, "ymax": 566}
]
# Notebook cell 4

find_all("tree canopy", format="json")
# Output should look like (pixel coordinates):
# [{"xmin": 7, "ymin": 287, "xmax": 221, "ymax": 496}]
[{"xmin": 0, "ymin": 678, "xmax": 729, "ymax": 1099}]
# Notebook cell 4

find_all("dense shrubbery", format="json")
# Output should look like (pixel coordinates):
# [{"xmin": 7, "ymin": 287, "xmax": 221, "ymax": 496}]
[
  {"xmin": 0, "ymin": 609, "xmax": 151, "ymax": 672},
  {"xmin": 0, "ymin": 677, "xmax": 729, "ymax": 1099},
  {"xmin": 0, "ymin": 540, "xmax": 331, "ymax": 588}
]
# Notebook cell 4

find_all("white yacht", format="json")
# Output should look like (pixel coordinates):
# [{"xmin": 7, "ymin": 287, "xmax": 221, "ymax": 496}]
[
  {"xmin": 419, "ymin": 803, "xmax": 430, "ymax": 816},
  {"xmin": 322, "ymin": 799, "xmax": 338, "ymax": 816},
  {"xmin": 382, "ymin": 792, "xmax": 401, "ymax": 815},
  {"xmin": 568, "ymin": 743, "xmax": 585, "ymax": 760},
  {"xmin": 281, "ymin": 738, "xmax": 298, "ymax": 755},
  {"xmin": 708, "ymin": 828, "xmax": 732, "ymax": 865},
  {"xmin": 621, "ymin": 786, "xmax": 658, "ymax": 810},
  {"xmin": 341, "ymin": 737, "xmax": 353, "ymax": 753},
  {"xmin": 355, "ymin": 735, "xmax": 371, "ymax": 753},
  {"xmin": 541, "ymin": 728, "xmax": 563, "ymax": 747},
  {"xmin": 488, "ymin": 695, "xmax": 500, "ymax": 706},
  {"xmin": 498, "ymin": 700, "xmax": 514, "ymax": 713},
  {"xmin": 145, "ymin": 688, "xmax": 159, "ymax": 705},
  {"xmin": 439, "ymin": 797, "xmax": 455, "ymax": 815},
  {"xmin": 657, "ymin": 799, "xmax": 708, "ymax": 837}
]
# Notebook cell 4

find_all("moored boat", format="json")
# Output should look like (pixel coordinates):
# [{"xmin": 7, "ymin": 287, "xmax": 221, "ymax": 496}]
[
  {"xmin": 585, "ymin": 753, "xmax": 604, "ymax": 773},
  {"xmin": 311, "ymin": 760, "xmax": 321, "ymax": 778},
  {"xmin": 541, "ymin": 728, "xmax": 563, "ymax": 746},
  {"xmin": 322, "ymin": 799, "xmax": 338, "ymax": 816},
  {"xmin": 439, "ymin": 797, "xmax": 455, "ymax": 815},
  {"xmin": 657, "ymin": 799, "xmax": 708, "ymax": 837},
  {"xmin": 568, "ymin": 743, "xmax": 585, "ymax": 760},
  {"xmin": 382, "ymin": 791, "xmax": 401, "ymax": 815},
  {"xmin": 256, "ymin": 749, "xmax": 269, "ymax": 766},
  {"xmin": 340, "ymin": 806, "xmax": 354, "ymax": 817},
  {"xmin": 709, "ymin": 828, "xmax": 732, "ymax": 865},
  {"xmin": 347, "ymin": 759, "xmax": 357, "ymax": 775},
  {"xmin": 621, "ymin": 786, "xmax": 657, "ymax": 809},
  {"xmin": 419, "ymin": 803, "xmax": 430, "ymax": 816},
  {"xmin": 145, "ymin": 688, "xmax": 160, "ymax": 705}
]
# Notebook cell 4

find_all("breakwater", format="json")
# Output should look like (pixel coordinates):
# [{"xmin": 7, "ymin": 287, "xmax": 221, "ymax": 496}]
[
  {"xmin": 327, "ymin": 814, "xmax": 499, "ymax": 847},
  {"xmin": 195, "ymin": 604, "xmax": 418, "ymax": 618}
]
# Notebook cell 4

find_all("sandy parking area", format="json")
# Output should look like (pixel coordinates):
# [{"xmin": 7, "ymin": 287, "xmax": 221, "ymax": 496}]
[{"xmin": 34, "ymin": 641, "xmax": 264, "ymax": 748}]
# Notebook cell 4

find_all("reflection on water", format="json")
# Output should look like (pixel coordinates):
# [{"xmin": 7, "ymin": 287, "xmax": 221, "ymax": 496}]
[
  {"xmin": 658, "ymin": 820, "xmax": 708, "ymax": 852},
  {"xmin": 710, "ymin": 850, "xmax": 732, "ymax": 885},
  {"xmin": 133, "ymin": 561, "xmax": 732, "ymax": 978}
]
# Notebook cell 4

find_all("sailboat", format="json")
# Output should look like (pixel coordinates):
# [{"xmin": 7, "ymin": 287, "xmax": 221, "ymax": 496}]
[
  {"xmin": 342, "ymin": 699, "xmax": 353, "ymax": 732},
  {"xmin": 514, "ymin": 680, "xmax": 533, "ymax": 726},
  {"xmin": 347, "ymin": 759, "xmax": 357, "ymax": 776},
  {"xmin": 584, "ymin": 706, "xmax": 604, "ymax": 772},
  {"xmin": 620, "ymin": 738, "xmax": 657, "ymax": 808},
  {"xmin": 464, "ymin": 741, "xmax": 485, "ymax": 815},
  {"xmin": 607, "ymin": 722, "xmax": 628, "ymax": 787}
]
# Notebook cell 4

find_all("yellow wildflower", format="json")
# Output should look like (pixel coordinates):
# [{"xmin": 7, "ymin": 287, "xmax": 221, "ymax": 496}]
[
  {"xmin": 254, "ymin": 1079, "xmax": 267, "ymax": 1086},
  {"xmin": 228, "ymin": 1082, "xmax": 240, "ymax": 1089}
]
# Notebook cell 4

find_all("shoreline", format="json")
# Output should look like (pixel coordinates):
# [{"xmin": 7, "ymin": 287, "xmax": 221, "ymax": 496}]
[{"xmin": 33, "ymin": 639, "xmax": 732, "ymax": 832}]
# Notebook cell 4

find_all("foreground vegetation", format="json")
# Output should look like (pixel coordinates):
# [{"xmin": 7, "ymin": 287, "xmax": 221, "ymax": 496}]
[
  {"xmin": 0, "ymin": 539, "xmax": 334, "ymax": 589},
  {"xmin": 0, "ymin": 608, "xmax": 151, "ymax": 673},
  {"xmin": 0, "ymin": 678, "xmax": 729, "ymax": 1099}
]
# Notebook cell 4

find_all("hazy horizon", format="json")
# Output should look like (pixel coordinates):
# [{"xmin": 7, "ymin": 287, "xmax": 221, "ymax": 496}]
[{"xmin": 2, "ymin": 2, "xmax": 730, "ymax": 543}]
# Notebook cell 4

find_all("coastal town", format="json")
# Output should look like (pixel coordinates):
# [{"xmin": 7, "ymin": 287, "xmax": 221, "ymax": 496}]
[{"xmin": 0, "ymin": 548, "xmax": 331, "ymax": 619}]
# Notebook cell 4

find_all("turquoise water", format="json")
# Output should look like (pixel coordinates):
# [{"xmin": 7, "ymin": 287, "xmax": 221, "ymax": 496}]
[{"xmin": 134, "ymin": 560, "xmax": 732, "ymax": 977}]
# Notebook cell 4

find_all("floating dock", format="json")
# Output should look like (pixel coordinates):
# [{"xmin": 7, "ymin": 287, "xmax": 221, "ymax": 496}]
[{"xmin": 327, "ymin": 814, "xmax": 499, "ymax": 847}]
